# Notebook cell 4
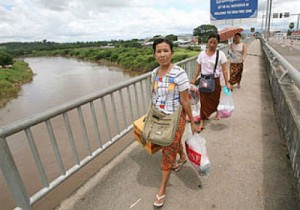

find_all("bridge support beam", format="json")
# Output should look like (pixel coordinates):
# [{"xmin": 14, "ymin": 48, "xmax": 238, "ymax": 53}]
[{"xmin": 0, "ymin": 138, "xmax": 33, "ymax": 210}]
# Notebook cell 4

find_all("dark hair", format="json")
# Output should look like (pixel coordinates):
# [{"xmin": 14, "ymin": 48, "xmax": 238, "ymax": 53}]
[
  {"xmin": 235, "ymin": 32, "xmax": 242, "ymax": 37},
  {"xmin": 208, "ymin": 32, "xmax": 220, "ymax": 43},
  {"xmin": 152, "ymin": 38, "xmax": 174, "ymax": 53}
]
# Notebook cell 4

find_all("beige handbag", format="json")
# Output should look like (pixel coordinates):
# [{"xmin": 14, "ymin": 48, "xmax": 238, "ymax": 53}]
[
  {"xmin": 142, "ymin": 104, "xmax": 182, "ymax": 147},
  {"xmin": 142, "ymin": 70, "xmax": 182, "ymax": 147}
]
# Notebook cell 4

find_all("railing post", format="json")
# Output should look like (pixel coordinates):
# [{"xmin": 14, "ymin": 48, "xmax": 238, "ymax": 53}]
[{"xmin": 0, "ymin": 137, "xmax": 33, "ymax": 210}]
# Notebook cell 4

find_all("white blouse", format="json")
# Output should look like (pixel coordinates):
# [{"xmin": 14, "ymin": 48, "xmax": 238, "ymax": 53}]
[{"xmin": 196, "ymin": 50, "xmax": 227, "ymax": 78}]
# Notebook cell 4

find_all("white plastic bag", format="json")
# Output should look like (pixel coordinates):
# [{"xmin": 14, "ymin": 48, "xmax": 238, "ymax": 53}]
[
  {"xmin": 217, "ymin": 86, "xmax": 234, "ymax": 118},
  {"xmin": 186, "ymin": 84, "xmax": 200, "ymax": 123},
  {"xmin": 185, "ymin": 133, "xmax": 211, "ymax": 176},
  {"xmin": 182, "ymin": 123, "xmax": 192, "ymax": 142},
  {"xmin": 186, "ymin": 101, "xmax": 201, "ymax": 123},
  {"xmin": 188, "ymin": 84, "xmax": 200, "ymax": 105}
]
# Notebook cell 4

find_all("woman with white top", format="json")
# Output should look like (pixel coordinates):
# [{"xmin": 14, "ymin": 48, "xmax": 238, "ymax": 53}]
[
  {"xmin": 228, "ymin": 32, "xmax": 247, "ymax": 88},
  {"xmin": 191, "ymin": 33, "xmax": 231, "ymax": 132}
]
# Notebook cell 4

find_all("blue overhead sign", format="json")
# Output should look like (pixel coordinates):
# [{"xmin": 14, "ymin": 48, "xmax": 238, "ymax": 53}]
[{"xmin": 210, "ymin": 0, "xmax": 258, "ymax": 21}]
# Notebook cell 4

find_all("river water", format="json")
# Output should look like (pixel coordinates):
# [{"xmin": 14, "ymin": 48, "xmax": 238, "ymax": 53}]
[
  {"xmin": 0, "ymin": 57, "xmax": 139, "ymax": 126},
  {"xmin": 0, "ymin": 57, "xmax": 140, "ymax": 210}
]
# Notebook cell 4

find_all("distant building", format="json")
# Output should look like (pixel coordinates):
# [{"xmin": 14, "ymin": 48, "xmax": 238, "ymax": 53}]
[
  {"xmin": 291, "ymin": 30, "xmax": 300, "ymax": 40},
  {"xmin": 175, "ymin": 34, "xmax": 199, "ymax": 46},
  {"xmin": 273, "ymin": 31, "xmax": 287, "ymax": 38},
  {"xmin": 141, "ymin": 34, "xmax": 199, "ymax": 47},
  {"xmin": 142, "ymin": 41, "xmax": 153, "ymax": 47}
]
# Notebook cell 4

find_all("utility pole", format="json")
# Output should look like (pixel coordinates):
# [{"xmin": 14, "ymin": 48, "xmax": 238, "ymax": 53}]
[
  {"xmin": 261, "ymin": 3, "xmax": 265, "ymax": 32},
  {"xmin": 290, "ymin": 13, "xmax": 300, "ymax": 30},
  {"xmin": 264, "ymin": 0, "xmax": 270, "ymax": 38},
  {"xmin": 266, "ymin": 0, "xmax": 273, "ymax": 41}
]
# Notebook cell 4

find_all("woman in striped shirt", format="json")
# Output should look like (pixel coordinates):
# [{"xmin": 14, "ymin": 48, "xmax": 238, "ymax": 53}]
[{"xmin": 151, "ymin": 38, "xmax": 196, "ymax": 208}]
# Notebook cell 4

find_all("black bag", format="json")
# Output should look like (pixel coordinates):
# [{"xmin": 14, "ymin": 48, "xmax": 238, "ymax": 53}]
[
  {"xmin": 198, "ymin": 50, "xmax": 219, "ymax": 93},
  {"xmin": 198, "ymin": 74, "xmax": 215, "ymax": 93}
]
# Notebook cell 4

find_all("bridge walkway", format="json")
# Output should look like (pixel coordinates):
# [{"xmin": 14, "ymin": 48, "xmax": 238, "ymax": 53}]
[{"xmin": 55, "ymin": 40, "xmax": 300, "ymax": 210}]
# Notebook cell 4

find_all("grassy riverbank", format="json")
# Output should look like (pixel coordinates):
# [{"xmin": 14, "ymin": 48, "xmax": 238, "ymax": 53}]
[
  {"xmin": 0, "ymin": 59, "xmax": 33, "ymax": 108},
  {"xmin": 28, "ymin": 46, "xmax": 199, "ymax": 73}
]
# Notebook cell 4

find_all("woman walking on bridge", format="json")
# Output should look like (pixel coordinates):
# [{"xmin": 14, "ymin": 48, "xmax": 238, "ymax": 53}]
[
  {"xmin": 228, "ymin": 32, "xmax": 247, "ymax": 88},
  {"xmin": 191, "ymin": 33, "xmax": 231, "ymax": 132},
  {"xmin": 150, "ymin": 38, "xmax": 196, "ymax": 208}
]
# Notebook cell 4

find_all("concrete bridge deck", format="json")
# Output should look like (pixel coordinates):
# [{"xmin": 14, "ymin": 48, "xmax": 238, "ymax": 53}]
[{"xmin": 54, "ymin": 40, "xmax": 300, "ymax": 210}]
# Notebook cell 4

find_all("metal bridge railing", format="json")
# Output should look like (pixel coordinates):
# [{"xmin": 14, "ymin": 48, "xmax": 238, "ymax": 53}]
[
  {"xmin": 261, "ymin": 38, "xmax": 300, "ymax": 195},
  {"xmin": 263, "ymin": 42, "xmax": 300, "ymax": 90},
  {"xmin": 0, "ymin": 56, "xmax": 198, "ymax": 209}
]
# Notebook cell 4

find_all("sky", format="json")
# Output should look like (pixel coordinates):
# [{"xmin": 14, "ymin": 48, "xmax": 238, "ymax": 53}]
[{"xmin": 0, "ymin": 0, "xmax": 299, "ymax": 43}]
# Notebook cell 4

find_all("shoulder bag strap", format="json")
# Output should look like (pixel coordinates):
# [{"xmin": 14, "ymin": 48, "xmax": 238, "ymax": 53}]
[
  {"xmin": 151, "ymin": 68, "xmax": 159, "ymax": 93},
  {"xmin": 213, "ymin": 50, "xmax": 219, "ymax": 74},
  {"xmin": 147, "ymin": 68, "xmax": 160, "ymax": 111}
]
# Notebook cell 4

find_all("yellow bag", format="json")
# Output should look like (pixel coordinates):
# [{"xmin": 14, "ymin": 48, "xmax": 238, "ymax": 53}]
[{"xmin": 133, "ymin": 115, "xmax": 162, "ymax": 154}]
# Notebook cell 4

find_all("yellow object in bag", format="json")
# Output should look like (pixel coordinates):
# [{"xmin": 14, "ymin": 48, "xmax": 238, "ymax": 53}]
[{"xmin": 133, "ymin": 115, "xmax": 162, "ymax": 155}]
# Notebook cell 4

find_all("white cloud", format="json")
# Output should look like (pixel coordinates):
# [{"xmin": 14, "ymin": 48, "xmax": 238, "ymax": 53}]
[
  {"xmin": 0, "ymin": 0, "xmax": 299, "ymax": 43},
  {"xmin": 258, "ymin": 0, "xmax": 300, "ymax": 32}
]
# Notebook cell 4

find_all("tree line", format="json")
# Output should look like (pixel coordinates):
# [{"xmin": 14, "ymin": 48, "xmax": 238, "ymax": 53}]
[
  {"xmin": 0, "ymin": 24, "xmax": 219, "ymax": 70},
  {"xmin": 0, "ymin": 25, "xmax": 219, "ymax": 107},
  {"xmin": 0, "ymin": 39, "xmax": 199, "ymax": 72}
]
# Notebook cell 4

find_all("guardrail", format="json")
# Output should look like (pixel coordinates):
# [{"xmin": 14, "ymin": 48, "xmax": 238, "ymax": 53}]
[
  {"xmin": 261, "ymin": 38, "xmax": 300, "ymax": 194},
  {"xmin": 0, "ymin": 73, "xmax": 152, "ymax": 209},
  {"xmin": 264, "ymin": 42, "xmax": 300, "ymax": 89},
  {"xmin": 0, "ymin": 55, "xmax": 199, "ymax": 209}
]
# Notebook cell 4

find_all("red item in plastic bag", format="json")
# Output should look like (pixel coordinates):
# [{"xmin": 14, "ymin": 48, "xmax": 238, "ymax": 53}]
[
  {"xmin": 185, "ymin": 142, "xmax": 201, "ymax": 166},
  {"xmin": 185, "ymin": 133, "xmax": 211, "ymax": 176},
  {"xmin": 217, "ymin": 87, "xmax": 234, "ymax": 118}
]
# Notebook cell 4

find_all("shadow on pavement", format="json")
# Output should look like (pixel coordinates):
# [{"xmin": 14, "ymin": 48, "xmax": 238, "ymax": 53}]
[{"xmin": 129, "ymin": 145, "xmax": 202, "ymax": 191}]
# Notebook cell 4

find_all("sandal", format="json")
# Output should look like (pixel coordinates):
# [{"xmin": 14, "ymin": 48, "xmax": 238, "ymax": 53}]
[
  {"xmin": 174, "ymin": 159, "xmax": 187, "ymax": 172},
  {"xmin": 171, "ymin": 158, "xmax": 187, "ymax": 172},
  {"xmin": 153, "ymin": 194, "xmax": 165, "ymax": 208},
  {"xmin": 196, "ymin": 126, "xmax": 204, "ymax": 133}
]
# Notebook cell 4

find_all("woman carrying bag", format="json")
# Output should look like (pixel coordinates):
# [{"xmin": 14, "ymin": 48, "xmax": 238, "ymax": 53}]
[
  {"xmin": 191, "ymin": 33, "xmax": 231, "ymax": 132},
  {"xmin": 149, "ymin": 38, "xmax": 196, "ymax": 208}
]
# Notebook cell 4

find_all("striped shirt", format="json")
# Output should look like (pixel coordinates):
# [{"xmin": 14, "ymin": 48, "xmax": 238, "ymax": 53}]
[{"xmin": 151, "ymin": 65, "xmax": 189, "ymax": 114}]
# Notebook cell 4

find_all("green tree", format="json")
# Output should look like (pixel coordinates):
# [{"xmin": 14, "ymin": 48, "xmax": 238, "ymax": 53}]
[
  {"xmin": 289, "ymin": 22, "xmax": 295, "ymax": 30},
  {"xmin": 153, "ymin": 35, "xmax": 163, "ymax": 39},
  {"xmin": 0, "ymin": 52, "xmax": 13, "ymax": 66},
  {"xmin": 193, "ymin": 24, "xmax": 218, "ymax": 44},
  {"xmin": 165, "ymin": 34, "xmax": 178, "ymax": 41}
]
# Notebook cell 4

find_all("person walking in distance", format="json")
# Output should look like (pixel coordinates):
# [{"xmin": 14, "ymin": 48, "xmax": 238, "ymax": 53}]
[{"xmin": 229, "ymin": 32, "xmax": 247, "ymax": 89}]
